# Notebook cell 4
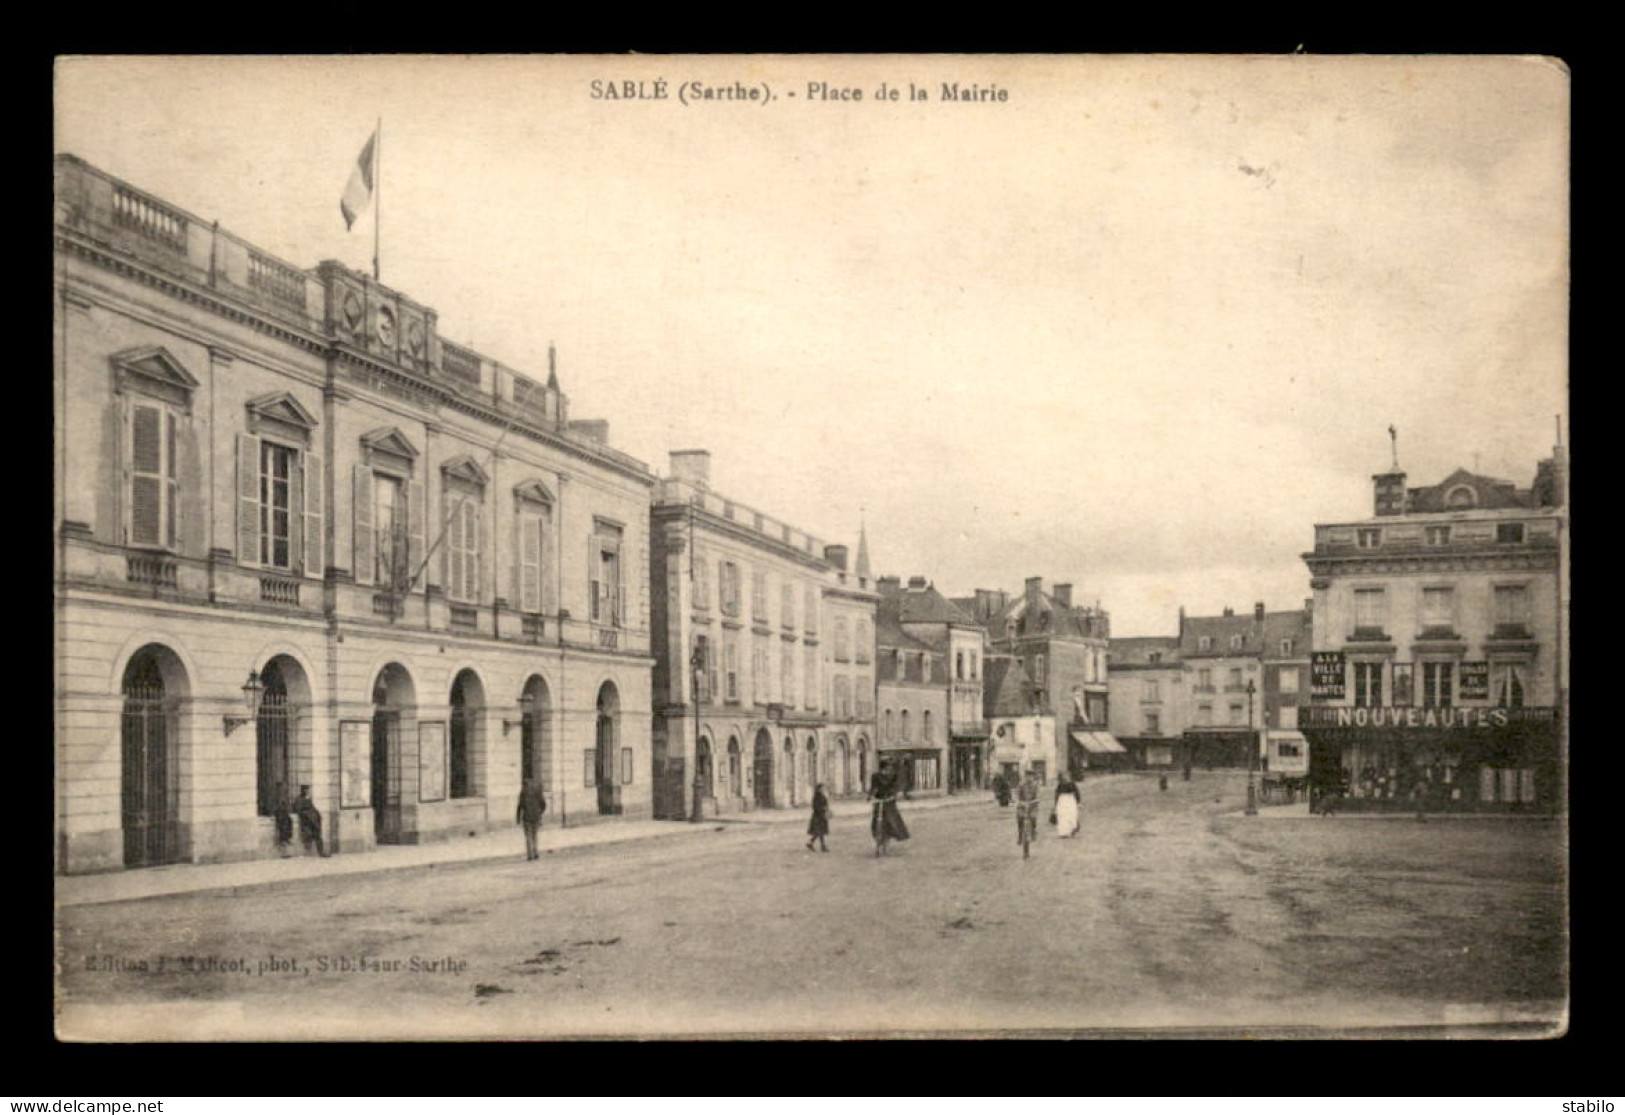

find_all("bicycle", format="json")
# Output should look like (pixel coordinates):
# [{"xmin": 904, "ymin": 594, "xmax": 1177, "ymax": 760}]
[{"xmin": 1016, "ymin": 800, "xmax": 1038, "ymax": 859}]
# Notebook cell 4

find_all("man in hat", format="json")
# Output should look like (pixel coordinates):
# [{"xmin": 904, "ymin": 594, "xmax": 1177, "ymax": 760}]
[
  {"xmin": 294, "ymin": 785, "xmax": 328, "ymax": 857},
  {"xmin": 517, "ymin": 776, "xmax": 547, "ymax": 860}
]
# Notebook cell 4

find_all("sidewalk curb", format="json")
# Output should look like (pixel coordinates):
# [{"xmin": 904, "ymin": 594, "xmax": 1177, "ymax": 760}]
[
  {"xmin": 57, "ymin": 795, "xmax": 998, "ymax": 908},
  {"xmin": 56, "ymin": 822, "xmax": 731, "ymax": 909}
]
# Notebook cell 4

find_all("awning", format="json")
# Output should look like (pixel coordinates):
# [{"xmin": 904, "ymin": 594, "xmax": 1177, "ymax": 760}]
[
  {"xmin": 1266, "ymin": 731, "xmax": 1308, "ymax": 745},
  {"xmin": 1070, "ymin": 730, "xmax": 1127, "ymax": 754}
]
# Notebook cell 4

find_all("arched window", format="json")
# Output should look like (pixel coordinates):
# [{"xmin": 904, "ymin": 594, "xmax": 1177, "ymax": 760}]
[
  {"xmin": 884, "ymin": 708, "xmax": 893, "ymax": 739},
  {"xmin": 923, "ymin": 710, "xmax": 934, "ymax": 742},
  {"xmin": 901, "ymin": 709, "xmax": 911, "ymax": 742},
  {"xmin": 1446, "ymin": 485, "xmax": 1477, "ymax": 509},
  {"xmin": 1034, "ymin": 654, "xmax": 1046, "ymax": 685},
  {"xmin": 727, "ymin": 737, "xmax": 742, "ymax": 795},
  {"xmin": 449, "ymin": 670, "xmax": 482, "ymax": 799}
]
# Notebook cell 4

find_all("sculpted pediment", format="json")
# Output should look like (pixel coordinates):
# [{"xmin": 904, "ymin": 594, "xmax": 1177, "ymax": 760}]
[
  {"xmin": 110, "ymin": 346, "xmax": 199, "ymax": 409},
  {"xmin": 360, "ymin": 426, "xmax": 420, "ymax": 468},
  {"xmin": 246, "ymin": 391, "xmax": 319, "ymax": 433},
  {"xmin": 513, "ymin": 478, "xmax": 555, "ymax": 505},
  {"xmin": 440, "ymin": 454, "xmax": 490, "ymax": 486}
]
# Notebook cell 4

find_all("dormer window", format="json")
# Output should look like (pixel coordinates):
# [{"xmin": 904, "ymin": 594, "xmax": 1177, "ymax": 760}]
[
  {"xmin": 1198, "ymin": 636, "xmax": 1212, "ymax": 652},
  {"xmin": 1445, "ymin": 485, "xmax": 1477, "ymax": 510},
  {"xmin": 1148, "ymin": 652, "xmax": 1162, "ymax": 664},
  {"xmin": 1229, "ymin": 634, "xmax": 1243, "ymax": 651},
  {"xmin": 1356, "ymin": 528, "xmax": 1381, "ymax": 549}
]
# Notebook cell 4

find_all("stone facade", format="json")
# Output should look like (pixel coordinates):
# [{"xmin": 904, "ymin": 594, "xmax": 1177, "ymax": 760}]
[
  {"xmin": 55, "ymin": 154, "xmax": 653, "ymax": 874},
  {"xmin": 1300, "ymin": 457, "xmax": 1566, "ymax": 811},
  {"xmin": 649, "ymin": 452, "xmax": 876, "ymax": 819}
]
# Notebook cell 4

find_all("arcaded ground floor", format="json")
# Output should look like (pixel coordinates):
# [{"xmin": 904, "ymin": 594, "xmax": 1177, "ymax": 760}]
[{"xmin": 56, "ymin": 771, "xmax": 1565, "ymax": 1038}]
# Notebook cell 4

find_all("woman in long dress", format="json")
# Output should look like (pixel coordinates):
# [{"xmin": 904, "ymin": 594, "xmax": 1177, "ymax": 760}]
[
  {"xmin": 1054, "ymin": 771, "xmax": 1082, "ymax": 838},
  {"xmin": 870, "ymin": 761, "xmax": 910, "ymax": 855},
  {"xmin": 806, "ymin": 783, "xmax": 830, "ymax": 852}
]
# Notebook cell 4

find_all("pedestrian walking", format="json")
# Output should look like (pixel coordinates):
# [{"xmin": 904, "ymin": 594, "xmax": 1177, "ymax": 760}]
[
  {"xmin": 1054, "ymin": 771, "xmax": 1082, "ymax": 838},
  {"xmin": 273, "ymin": 782, "xmax": 294, "ymax": 857},
  {"xmin": 517, "ymin": 777, "xmax": 547, "ymax": 860},
  {"xmin": 992, "ymin": 772, "xmax": 1011, "ymax": 806},
  {"xmin": 806, "ymin": 782, "xmax": 830, "ymax": 852},
  {"xmin": 869, "ymin": 760, "xmax": 910, "ymax": 856},
  {"xmin": 294, "ymin": 785, "xmax": 329, "ymax": 857}
]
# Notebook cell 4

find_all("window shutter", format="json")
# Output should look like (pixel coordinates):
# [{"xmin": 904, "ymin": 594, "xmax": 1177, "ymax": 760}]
[
  {"xmin": 235, "ymin": 432, "xmax": 260, "ymax": 563},
  {"xmin": 352, "ymin": 465, "xmax": 375, "ymax": 586},
  {"xmin": 521, "ymin": 512, "xmax": 541, "ymax": 613},
  {"xmin": 474, "ymin": 499, "xmax": 486, "ymax": 601},
  {"xmin": 407, "ymin": 481, "xmax": 425, "ymax": 591},
  {"xmin": 589, "ymin": 535, "xmax": 601, "ymax": 621},
  {"xmin": 165, "ymin": 412, "xmax": 179, "ymax": 549},
  {"xmin": 126, "ymin": 403, "xmax": 163, "ymax": 547},
  {"xmin": 510, "ymin": 511, "xmax": 521, "ymax": 610},
  {"xmin": 445, "ymin": 492, "xmax": 463, "ymax": 599},
  {"xmin": 303, "ymin": 453, "xmax": 323, "ymax": 577}
]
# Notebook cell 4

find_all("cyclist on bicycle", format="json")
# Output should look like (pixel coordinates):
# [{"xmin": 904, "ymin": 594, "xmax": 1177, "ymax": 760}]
[{"xmin": 1015, "ymin": 768, "xmax": 1040, "ymax": 855}]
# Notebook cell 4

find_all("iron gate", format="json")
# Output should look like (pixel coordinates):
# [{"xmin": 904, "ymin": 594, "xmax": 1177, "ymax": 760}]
[
  {"xmin": 371, "ymin": 711, "xmax": 403, "ymax": 842},
  {"xmin": 256, "ymin": 681, "xmax": 291, "ymax": 816},
  {"xmin": 121, "ymin": 679, "xmax": 179, "ymax": 868}
]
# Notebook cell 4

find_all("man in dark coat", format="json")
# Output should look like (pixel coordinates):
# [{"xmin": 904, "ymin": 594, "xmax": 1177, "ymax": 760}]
[
  {"xmin": 806, "ymin": 782, "xmax": 830, "ymax": 852},
  {"xmin": 294, "ymin": 785, "xmax": 328, "ymax": 857},
  {"xmin": 869, "ymin": 761, "xmax": 910, "ymax": 853},
  {"xmin": 273, "ymin": 783, "xmax": 294, "ymax": 857},
  {"xmin": 517, "ymin": 777, "xmax": 547, "ymax": 860}
]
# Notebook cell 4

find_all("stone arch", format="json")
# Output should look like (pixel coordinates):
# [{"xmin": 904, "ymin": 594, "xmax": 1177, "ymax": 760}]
[
  {"xmin": 254, "ymin": 651, "xmax": 314, "ymax": 820},
  {"xmin": 119, "ymin": 642, "xmax": 191, "ymax": 868},
  {"xmin": 448, "ymin": 667, "xmax": 488, "ymax": 799},
  {"xmin": 752, "ymin": 727, "xmax": 774, "ymax": 808},
  {"xmin": 595, "ymin": 680, "xmax": 621, "ymax": 814},
  {"xmin": 368, "ymin": 662, "xmax": 417, "ymax": 844},
  {"xmin": 109, "ymin": 631, "xmax": 198, "ymax": 699},
  {"xmin": 726, "ymin": 734, "xmax": 743, "ymax": 799},
  {"xmin": 518, "ymin": 673, "xmax": 554, "ymax": 789}
]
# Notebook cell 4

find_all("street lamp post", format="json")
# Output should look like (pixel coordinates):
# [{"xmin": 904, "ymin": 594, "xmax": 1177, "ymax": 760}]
[
  {"xmin": 1245, "ymin": 678, "xmax": 1258, "ymax": 816},
  {"xmin": 690, "ymin": 645, "xmax": 706, "ymax": 823}
]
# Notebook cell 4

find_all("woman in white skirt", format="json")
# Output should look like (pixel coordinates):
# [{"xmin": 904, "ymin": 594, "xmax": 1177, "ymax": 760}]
[{"xmin": 1054, "ymin": 771, "xmax": 1082, "ymax": 838}]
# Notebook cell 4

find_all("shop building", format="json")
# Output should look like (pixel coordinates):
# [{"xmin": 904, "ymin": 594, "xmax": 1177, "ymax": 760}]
[
  {"xmin": 1260, "ymin": 605, "xmax": 1312, "ymax": 784},
  {"xmin": 1176, "ymin": 605, "xmax": 1267, "ymax": 771},
  {"xmin": 955, "ymin": 577, "xmax": 1119, "ymax": 777},
  {"xmin": 648, "ymin": 451, "xmax": 876, "ymax": 818},
  {"xmin": 983, "ymin": 655, "xmax": 1056, "ymax": 786},
  {"xmin": 1106, "ymin": 636, "xmax": 1184, "ymax": 768},
  {"xmin": 55, "ymin": 155, "xmax": 655, "ymax": 874},
  {"xmin": 1300, "ymin": 453, "xmax": 1566, "ymax": 811},
  {"xmin": 874, "ymin": 575, "xmax": 985, "ymax": 796}
]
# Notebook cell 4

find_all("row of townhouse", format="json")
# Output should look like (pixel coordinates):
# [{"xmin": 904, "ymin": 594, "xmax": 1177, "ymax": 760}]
[
  {"xmin": 1103, "ymin": 450, "xmax": 1566, "ymax": 814},
  {"xmin": 53, "ymin": 154, "xmax": 880, "ymax": 874},
  {"xmin": 1106, "ymin": 603, "xmax": 1312, "ymax": 777}
]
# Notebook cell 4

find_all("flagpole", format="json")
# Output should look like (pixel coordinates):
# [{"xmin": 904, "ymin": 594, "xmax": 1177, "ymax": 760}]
[{"xmin": 373, "ymin": 117, "xmax": 382, "ymax": 282}]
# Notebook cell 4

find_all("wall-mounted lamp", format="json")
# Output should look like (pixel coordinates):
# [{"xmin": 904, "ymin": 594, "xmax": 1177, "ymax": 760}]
[
  {"xmin": 503, "ymin": 692, "xmax": 536, "ymax": 736},
  {"xmin": 223, "ymin": 670, "xmax": 265, "ymax": 736}
]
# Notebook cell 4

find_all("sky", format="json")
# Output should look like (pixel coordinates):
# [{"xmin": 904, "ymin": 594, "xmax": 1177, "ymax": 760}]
[{"xmin": 54, "ymin": 55, "xmax": 1568, "ymax": 636}]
